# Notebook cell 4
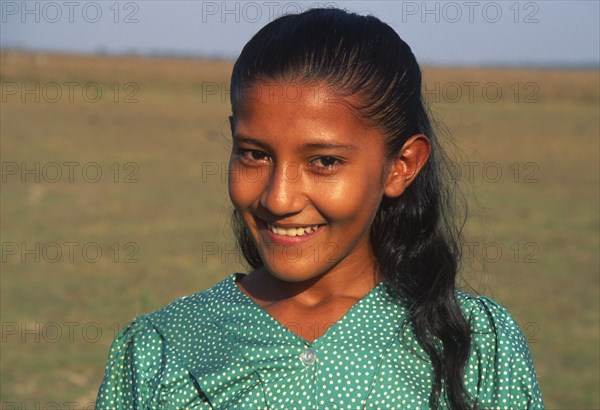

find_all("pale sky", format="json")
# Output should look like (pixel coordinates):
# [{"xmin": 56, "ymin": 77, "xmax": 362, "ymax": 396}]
[{"xmin": 1, "ymin": 0, "xmax": 599, "ymax": 66}]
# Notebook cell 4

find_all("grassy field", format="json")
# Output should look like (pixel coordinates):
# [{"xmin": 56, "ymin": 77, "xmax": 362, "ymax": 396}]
[{"xmin": 1, "ymin": 51, "xmax": 598, "ymax": 408}]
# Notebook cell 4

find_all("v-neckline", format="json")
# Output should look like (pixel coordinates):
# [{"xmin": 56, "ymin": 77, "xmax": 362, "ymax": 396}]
[{"xmin": 230, "ymin": 272, "xmax": 384, "ymax": 347}]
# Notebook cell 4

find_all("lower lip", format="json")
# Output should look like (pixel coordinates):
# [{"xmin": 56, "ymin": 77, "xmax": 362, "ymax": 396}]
[{"xmin": 260, "ymin": 221, "xmax": 325, "ymax": 245}]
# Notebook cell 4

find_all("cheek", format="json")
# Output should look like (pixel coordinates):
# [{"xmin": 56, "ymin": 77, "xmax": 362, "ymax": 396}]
[
  {"xmin": 227, "ymin": 161, "xmax": 267, "ymax": 209},
  {"xmin": 312, "ymin": 169, "xmax": 384, "ymax": 223}
]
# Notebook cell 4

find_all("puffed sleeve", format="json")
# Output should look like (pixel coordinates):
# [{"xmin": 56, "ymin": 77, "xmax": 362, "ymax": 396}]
[
  {"xmin": 461, "ymin": 294, "xmax": 544, "ymax": 409},
  {"xmin": 95, "ymin": 315, "xmax": 165, "ymax": 409}
]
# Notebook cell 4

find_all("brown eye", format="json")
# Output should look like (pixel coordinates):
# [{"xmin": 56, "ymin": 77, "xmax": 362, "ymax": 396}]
[
  {"xmin": 238, "ymin": 149, "xmax": 269, "ymax": 163},
  {"xmin": 313, "ymin": 156, "xmax": 340, "ymax": 168},
  {"xmin": 309, "ymin": 156, "xmax": 343, "ymax": 175}
]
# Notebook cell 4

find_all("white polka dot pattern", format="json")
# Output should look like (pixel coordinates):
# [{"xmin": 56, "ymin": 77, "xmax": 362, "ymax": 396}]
[{"xmin": 96, "ymin": 273, "xmax": 544, "ymax": 409}]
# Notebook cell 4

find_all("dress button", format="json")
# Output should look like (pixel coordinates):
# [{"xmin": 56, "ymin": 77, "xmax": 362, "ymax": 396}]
[{"xmin": 300, "ymin": 347, "xmax": 317, "ymax": 365}]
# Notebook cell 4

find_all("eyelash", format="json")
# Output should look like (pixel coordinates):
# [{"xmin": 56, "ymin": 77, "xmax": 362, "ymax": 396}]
[
  {"xmin": 235, "ymin": 149, "xmax": 342, "ymax": 174},
  {"xmin": 310, "ymin": 156, "xmax": 341, "ymax": 173},
  {"xmin": 238, "ymin": 149, "xmax": 269, "ymax": 163}
]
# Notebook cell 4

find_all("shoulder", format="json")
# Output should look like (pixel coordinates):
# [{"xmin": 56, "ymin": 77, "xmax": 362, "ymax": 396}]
[
  {"xmin": 99, "ymin": 314, "xmax": 163, "ymax": 378},
  {"xmin": 96, "ymin": 314, "xmax": 165, "ymax": 406},
  {"xmin": 454, "ymin": 290, "xmax": 545, "ymax": 408},
  {"xmin": 97, "ymin": 280, "xmax": 220, "ymax": 382},
  {"xmin": 97, "ymin": 274, "xmax": 241, "ymax": 406},
  {"xmin": 144, "ymin": 273, "xmax": 241, "ymax": 334},
  {"xmin": 454, "ymin": 289, "xmax": 534, "ymax": 362},
  {"xmin": 455, "ymin": 290, "xmax": 525, "ymax": 336},
  {"xmin": 104, "ymin": 273, "xmax": 240, "ymax": 368}
]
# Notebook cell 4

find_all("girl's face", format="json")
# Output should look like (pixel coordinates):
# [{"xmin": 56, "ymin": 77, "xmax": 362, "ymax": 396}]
[{"xmin": 228, "ymin": 82, "xmax": 396, "ymax": 284}]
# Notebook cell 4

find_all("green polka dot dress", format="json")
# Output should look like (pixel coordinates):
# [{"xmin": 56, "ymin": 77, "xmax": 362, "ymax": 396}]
[{"xmin": 96, "ymin": 273, "xmax": 544, "ymax": 409}]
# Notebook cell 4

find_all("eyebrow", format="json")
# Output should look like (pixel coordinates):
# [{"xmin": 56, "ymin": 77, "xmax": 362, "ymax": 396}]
[{"xmin": 233, "ymin": 134, "xmax": 358, "ymax": 152}]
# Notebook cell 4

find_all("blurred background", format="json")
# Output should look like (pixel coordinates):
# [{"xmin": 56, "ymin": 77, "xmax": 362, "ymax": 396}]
[{"xmin": 1, "ymin": 1, "xmax": 598, "ymax": 408}]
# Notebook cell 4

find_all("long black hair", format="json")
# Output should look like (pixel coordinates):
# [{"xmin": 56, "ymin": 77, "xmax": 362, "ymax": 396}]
[{"xmin": 229, "ymin": 8, "xmax": 473, "ymax": 409}]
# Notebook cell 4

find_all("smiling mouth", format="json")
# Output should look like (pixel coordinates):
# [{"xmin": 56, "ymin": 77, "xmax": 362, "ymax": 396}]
[{"xmin": 266, "ymin": 222, "xmax": 324, "ymax": 237}]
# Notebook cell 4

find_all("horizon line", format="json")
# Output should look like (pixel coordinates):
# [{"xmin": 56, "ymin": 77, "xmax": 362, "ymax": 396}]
[{"xmin": 2, "ymin": 46, "xmax": 599, "ymax": 71}]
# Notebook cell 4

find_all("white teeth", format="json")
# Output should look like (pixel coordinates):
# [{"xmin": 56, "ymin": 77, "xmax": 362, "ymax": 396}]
[{"xmin": 267, "ymin": 223, "xmax": 321, "ymax": 237}]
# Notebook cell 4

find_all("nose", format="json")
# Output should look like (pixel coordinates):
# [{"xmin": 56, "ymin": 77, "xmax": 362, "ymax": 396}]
[{"xmin": 260, "ymin": 162, "xmax": 305, "ymax": 216}]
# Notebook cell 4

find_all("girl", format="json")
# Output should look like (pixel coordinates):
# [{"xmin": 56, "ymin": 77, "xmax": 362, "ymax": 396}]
[{"xmin": 96, "ymin": 8, "xmax": 544, "ymax": 409}]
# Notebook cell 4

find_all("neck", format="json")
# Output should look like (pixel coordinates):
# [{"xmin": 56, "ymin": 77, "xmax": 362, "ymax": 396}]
[{"xmin": 240, "ymin": 251, "xmax": 380, "ymax": 308}]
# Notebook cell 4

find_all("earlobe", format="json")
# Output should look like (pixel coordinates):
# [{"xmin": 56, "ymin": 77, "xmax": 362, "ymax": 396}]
[{"xmin": 384, "ymin": 134, "xmax": 431, "ymax": 198}]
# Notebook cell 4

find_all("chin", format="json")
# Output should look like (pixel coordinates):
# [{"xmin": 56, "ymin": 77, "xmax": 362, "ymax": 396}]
[{"xmin": 260, "ymin": 254, "xmax": 331, "ymax": 283}]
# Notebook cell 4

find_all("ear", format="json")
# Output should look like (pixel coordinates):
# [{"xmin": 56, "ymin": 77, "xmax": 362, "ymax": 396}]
[{"xmin": 384, "ymin": 134, "xmax": 431, "ymax": 198}]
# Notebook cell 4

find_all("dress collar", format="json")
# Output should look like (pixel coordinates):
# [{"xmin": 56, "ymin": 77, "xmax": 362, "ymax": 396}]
[{"xmin": 229, "ymin": 272, "xmax": 389, "ymax": 347}]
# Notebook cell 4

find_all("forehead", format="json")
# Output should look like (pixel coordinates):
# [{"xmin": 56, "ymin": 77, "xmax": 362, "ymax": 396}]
[{"xmin": 232, "ymin": 82, "xmax": 374, "ymax": 142}]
